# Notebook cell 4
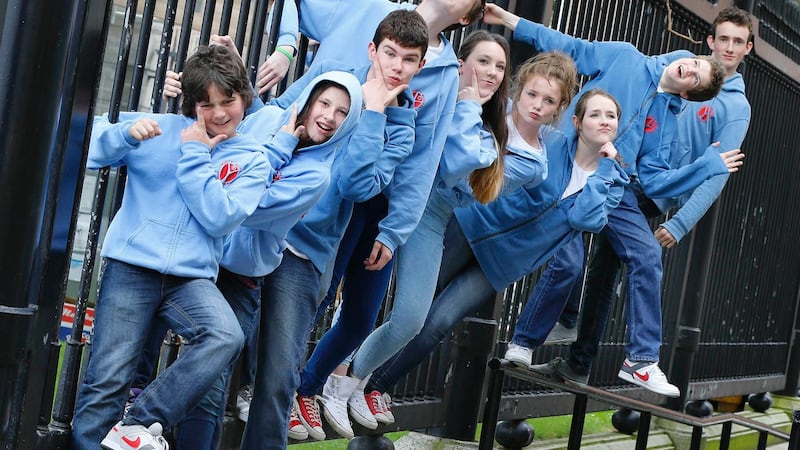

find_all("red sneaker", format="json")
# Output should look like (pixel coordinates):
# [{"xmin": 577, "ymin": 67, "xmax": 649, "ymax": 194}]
[{"xmin": 294, "ymin": 394, "xmax": 325, "ymax": 441}]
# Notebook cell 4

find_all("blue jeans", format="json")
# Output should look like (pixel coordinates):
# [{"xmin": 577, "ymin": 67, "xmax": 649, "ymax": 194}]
[
  {"xmin": 176, "ymin": 269, "xmax": 262, "ymax": 450},
  {"xmin": 369, "ymin": 219, "xmax": 496, "ymax": 393},
  {"xmin": 510, "ymin": 234, "xmax": 585, "ymax": 348},
  {"xmin": 568, "ymin": 185, "xmax": 663, "ymax": 374},
  {"xmin": 241, "ymin": 251, "xmax": 321, "ymax": 450},
  {"xmin": 71, "ymin": 259, "xmax": 244, "ymax": 450},
  {"xmin": 299, "ymin": 195, "xmax": 393, "ymax": 394},
  {"xmin": 351, "ymin": 191, "xmax": 452, "ymax": 379}
]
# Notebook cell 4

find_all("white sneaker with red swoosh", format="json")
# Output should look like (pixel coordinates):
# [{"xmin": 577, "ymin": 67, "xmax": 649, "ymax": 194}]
[
  {"xmin": 618, "ymin": 359, "xmax": 680, "ymax": 397},
  {"xmin": 101, "ymin": 421, "xmax": 169, "ymax": 450}
]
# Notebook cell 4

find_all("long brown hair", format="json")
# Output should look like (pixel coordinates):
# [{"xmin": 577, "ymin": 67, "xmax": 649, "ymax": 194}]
[{"xmin": 458, "ymin": 30, "xmax": 511, "ymax": 204}]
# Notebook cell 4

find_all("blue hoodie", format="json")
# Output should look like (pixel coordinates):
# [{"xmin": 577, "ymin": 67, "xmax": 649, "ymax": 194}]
[
  {"xmin": 455, "ymin": 131, "xmax": 630, "ymax": 291},
  {"xmin": 221, "ymin": 71, "xmax": 364, "ymax": 277},
  {"xmin": 513, "ymin": 19, "xmax": 729, "ymax": 199},
  {"xmin": 297, "ymin": 0, "xmax": 460, "ymax": 252},
  {"xmin": 88, "ymin": 113, "xmax": 270, "ymax": 281},
  {"xmin": 436, "ymin": 102, "xmax": 554, "ymax": 209},
  {"xmin": 653, "ymin": 73, "xmax": 750, "ymax": 242},
  {"xmin": 277, "ymin": 63, "xmax": 417, "ymax": 273}
]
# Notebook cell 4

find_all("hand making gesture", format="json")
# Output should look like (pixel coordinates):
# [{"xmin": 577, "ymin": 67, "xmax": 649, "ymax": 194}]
[
  {"xmin": 181, "ymin": 105, "xmax": 229, "ymax": 148},
  {"xmin": 362, "ymin": 60, "xmax": 407, "ymax": 113}
]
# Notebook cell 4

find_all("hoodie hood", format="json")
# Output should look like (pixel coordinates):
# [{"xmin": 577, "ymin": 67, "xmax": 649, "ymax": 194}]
[{"xmin": 239, "ymin": 70, "xmax": 363, "ymax": 164}]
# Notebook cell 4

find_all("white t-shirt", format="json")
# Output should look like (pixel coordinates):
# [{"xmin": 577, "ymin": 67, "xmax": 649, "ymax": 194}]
[
  {"xmin": 561, "ymin": 162, "xmax": 596, "ymax": 199},
  {"xmin": 506, "ymin": 114, "xmax": 541, "ymax": 158},
  {"xmin": 425, "ymin": 39, "xmax": 445, "ymax": 63}
]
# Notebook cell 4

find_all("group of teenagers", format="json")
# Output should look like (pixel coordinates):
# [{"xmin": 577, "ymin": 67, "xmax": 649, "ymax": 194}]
[{"xmin": 69, "ymin": 0, "xmax": 754, "ymax": 449}]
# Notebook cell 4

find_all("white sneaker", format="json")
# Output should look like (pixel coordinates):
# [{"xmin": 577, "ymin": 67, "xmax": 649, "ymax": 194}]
[
  {"xmin": 236, "ymin": 384, "xmax": 253, "ymax": 422},
  {"xmin": 288, "ymin": 402, "xmax": 309, "ymax": 441},
  {"xmin": 504, "ymin": 343, "xmax": 533, "ymax": 369},
  {"xmin": 348, "ymin": 375, "xmax": 378, "ymax": 429},
  {"xmin": 618, "ymin": 359, "xmax": 680, "ymax": 397},
  {"xmin": 101, "ymin": 421, "xmax": 169, "ymax": 450},
  {"xmin": 380, "ymin": 392, "xmax": 395, "ymax": 423},
  {"xmin": 318, "ymin": 374, "xmax": 359, "ymax": 438}
]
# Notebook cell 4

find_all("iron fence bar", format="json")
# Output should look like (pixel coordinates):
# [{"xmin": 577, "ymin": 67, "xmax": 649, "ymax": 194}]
[
  {"xmin": 789, "ymin": 410, "xmax": 800, "ymax": 450},
  {"xmin": 635, "ymin": 411, "xmax": 651, "ymax": 450},
  {"xmin": 218, "ymin": 0, "xmax": 234, "ymax": 35},
  {"xmin": 234, "ymin": 0, "xmax": 252, "ymax": 52},
  {"xmin": 567, "ymin": 394, "xmax": 587, "ymax": 450},
  {"xmin": 151, "ymin": 0, "xmax": 178, "ymax": 113},
  {"xmin": 199, "ymin": 0, "xmax": 217, "ymax": 45},
  {"xmin": 478, "ymin": 361, "xmax": 505, "ymax": 450},
  {"xmin": 690, "ymin": 426, "xmax": 702, "ymax": 449},
  {"xmin": 720, "ymin": 421, "xmax": 732, "ymax": 450},
  {"xmin": 245, "ymin": 0, "xmax": 270, "ymax": 86},
  {"xmin": 759, "ymin": 430, "xmax": 769, "ymax": 450},
  {"xmin": 128, "ymin": 0, "xmax": 157, "ymax": 110},
  {"xmin": 166, "ymin": 0, "xmax": 197, "ymax": 114}
]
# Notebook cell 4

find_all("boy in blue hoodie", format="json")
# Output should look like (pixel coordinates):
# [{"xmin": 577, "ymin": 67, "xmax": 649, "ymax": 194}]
[
  {"xmin": 71, "ymin": 45, "xmax": 270, "ymax": 450},
  {"xmin": 483, "ymin": 3, "xmax": 744, "ymax": 397},
  {"xmin": 239, "ymin": 10, "xmax": 428, "ymax": 448},
  {"xmin": 531, "ymin": 6, "xmax": 754, "ymax": 395}
]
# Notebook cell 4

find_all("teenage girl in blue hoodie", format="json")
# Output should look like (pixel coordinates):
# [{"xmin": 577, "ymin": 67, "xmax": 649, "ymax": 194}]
[
  {"xmin": 173, "ymin": 70, "xmax": 364, "ymax": 450},
  {"xmin": 71, "ymin": 45, "xmax": 270, "ymax": 450},
  {"xmin": 480, "ymin": 3, "xmax": 744, "ymax": 397},
  {"xmin": 342, "ymin": 43, "xmax": 579, "ymax": 428},
  {"xmin": 365, "ymin": 89, "xmax": 630, "ymax": 408}
]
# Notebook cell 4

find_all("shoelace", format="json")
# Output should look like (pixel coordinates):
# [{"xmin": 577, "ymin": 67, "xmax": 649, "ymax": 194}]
[
  {"xmin": 368, "ymin": 393, "xmax": 384, "ymax": 414},
  {"xmin": 289, "ymin": 406, "xmax": 302, "ymax": 424},
  {"xmin": 240, "ymin": 386, "xmax": 253, "ymax": 403},
  {"xmin": 380, "ymin": 393, "xmax": 392, "ymax": 412},
  {"xmin": 300, "ymin": 397, "xmax": 322, "ymax": 425}
]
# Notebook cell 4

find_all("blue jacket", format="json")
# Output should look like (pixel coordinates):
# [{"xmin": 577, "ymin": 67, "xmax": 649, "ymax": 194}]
[
  {"xmin": 513, "ymin": 18, "xmax": 729, "ymax": 199},
  {"xmin": 221, "ymin": 71, "xmax": 364, "ymax": 277},
  {"xmin": 436, "ymin": 101, "xmax": 552, "ymax": 209},
  {"xmin": 277, "ymin": 63, "xmax": 417, "ymax": 273},
  {"xmin": 654, "ymin": 73, "xmax": 750, "ymax": 241},
  {"xmin": 88, "ymin": 113, "xmax": 270, "ymax": 280},
  {"xmin": 298, "ymin": 0, "xmax": 460, "ymax": 252},
  {"xmin": 455, "ymin": 132, "xmax": 630, "ymax": 291}
]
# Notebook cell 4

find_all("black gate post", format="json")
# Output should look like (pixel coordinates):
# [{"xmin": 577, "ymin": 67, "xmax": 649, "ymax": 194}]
[
  {"xmin": 0, "ymin": 0, "xmax": 88, "ymax": 447},
  {"xmin": 665, "ymin": 201, "xmax": 723, "ymax": 410}
]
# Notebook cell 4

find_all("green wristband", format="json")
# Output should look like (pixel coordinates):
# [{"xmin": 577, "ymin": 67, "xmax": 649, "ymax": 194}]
[{"xmin": 275, "ymin": 46, "xmax": 294, "ymax": 63}]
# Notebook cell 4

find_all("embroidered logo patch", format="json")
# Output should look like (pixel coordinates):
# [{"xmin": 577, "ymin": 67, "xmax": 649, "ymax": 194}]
[
  {"xmin": 412, "ymin": 89, "xmax": 425, "ymax": 109},
  {"xmin": 644, "ymin": 115, "xmax": 658, "ymax": 133},
  {"xmin": 219, "ymin": 161, "xmax": 241, "ymax": 185},
  {"xmin": 697, "ymin": 105, "xmax": 714, "ymax": 123}
]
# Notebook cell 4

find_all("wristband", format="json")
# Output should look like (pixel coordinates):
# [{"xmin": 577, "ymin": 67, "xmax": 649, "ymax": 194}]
[{"xmin": 275, "ymin": 46, "xmax": 294, "ymax": 63}]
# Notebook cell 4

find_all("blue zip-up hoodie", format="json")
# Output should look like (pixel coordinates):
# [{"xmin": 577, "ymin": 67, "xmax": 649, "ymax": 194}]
[
  {"xmin": 654, "ymin": 73, "xmax": 750, "ymax": 241},
  {"xmin": 221, "ymin": 71, "xmax": 364, "ymax": 277},
  {"xmin": 298, "ymin": 0, "xmax": 460, "ymax": 252},
  {"xmin": 455, "ymin": 131, "xmax": 630, "ymax": 291},
  {"xmin": 513, "ymin": 19, "xmax": 729, "ymax": 199},
  {"xmin": 89, "ymin": 112, "xmax": 270, "ymax": 280},
  {"xmin": 436, "ymin": 101, "xmax": 554, "ymax": 209},
  {"xmin": 280, "ymin": 63, "xmax": 416, "ymax": 273}
]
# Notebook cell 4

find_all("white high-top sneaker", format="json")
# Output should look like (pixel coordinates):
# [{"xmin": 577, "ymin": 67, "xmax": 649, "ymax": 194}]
[
  {"xmin": 347, "ymin": 374, "xmax": 378, "ymax": 429},
  {"xmin": 318, "ymin": 374, "xmax": 360, "ymax": 438}
]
